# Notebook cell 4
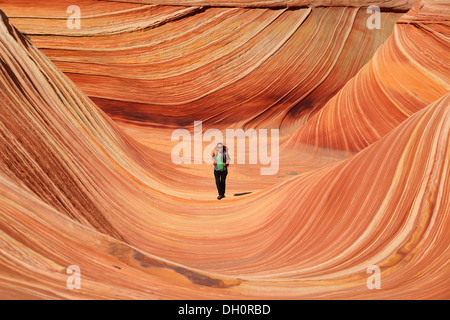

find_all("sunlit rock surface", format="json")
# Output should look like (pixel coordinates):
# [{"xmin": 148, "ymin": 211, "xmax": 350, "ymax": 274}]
[
  {"xmin": 288, "ymin": 0, "xmax": 450, "ymax": 152},
  {"xmin": 0, "ymin": 0, "xmax": 449, "ymax": 299},
  {"xmin": 2, "ymin": 0, "xmax": 406, "ymax": 133}
]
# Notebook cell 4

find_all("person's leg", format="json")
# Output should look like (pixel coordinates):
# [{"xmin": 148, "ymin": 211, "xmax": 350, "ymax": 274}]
[
  {"xmin": 220, "ymin": 170, "xmax": 228, "ymax": 196},
  {"xmin": 214, "ymin": 170, "xmax": 221, "ymax": 196}
]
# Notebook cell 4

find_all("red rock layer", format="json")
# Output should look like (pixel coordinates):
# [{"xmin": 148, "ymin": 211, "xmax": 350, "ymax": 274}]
[
  {"xmin": 102, "ymin": 0, "xmax": 416, "ymax": 10},
  {"xmin": 1, "ymin": 0, "xmax": 403, "ymax": 133},
  {"xmin": 0, "ymin": 3, "xmax": 449, "ymax": 299},
  {"xmin": 289, "ymin": 1, "xmax": 450, "ymax": 152}
]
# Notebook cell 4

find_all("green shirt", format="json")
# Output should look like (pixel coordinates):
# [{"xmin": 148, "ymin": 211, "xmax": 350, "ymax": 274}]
[{"xmin": 216, "ymin": 154, "xmax": 224, "ymax": 169}]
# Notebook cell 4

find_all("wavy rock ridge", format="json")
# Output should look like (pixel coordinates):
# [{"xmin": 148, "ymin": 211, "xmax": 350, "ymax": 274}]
[
  {"xmin": 3, "ymin": 0, "xmax": 405, "ymax": 133},
  {"xmin": 101, "ymin": 0, "xmax": 416, "ymax": 10},
  {"xmin": 0, "ymin": 0, "xmax": 449, "ymax": 299},
  {"xmin": 288, "ymin": 0, "xmax": 450, "ymax": 152}
]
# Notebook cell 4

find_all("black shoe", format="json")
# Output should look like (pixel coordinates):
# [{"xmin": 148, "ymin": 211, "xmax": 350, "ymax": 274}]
[{"xmin": 217, "ymin": 195, "xmax": 222, "ymax": 200}]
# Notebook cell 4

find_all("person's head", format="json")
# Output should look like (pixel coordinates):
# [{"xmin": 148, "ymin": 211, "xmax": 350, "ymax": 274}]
[{"xmin": 217, "ymin": 142, "xmax": 223, "ymax": 150}]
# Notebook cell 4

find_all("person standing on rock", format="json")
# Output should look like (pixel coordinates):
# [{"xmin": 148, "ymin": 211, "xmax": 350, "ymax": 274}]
[{"xmin": 212, "ymin": 142, "xmax": 230, "ymax": 200}]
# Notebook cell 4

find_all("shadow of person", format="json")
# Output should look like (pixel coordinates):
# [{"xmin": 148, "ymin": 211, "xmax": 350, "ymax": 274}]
[{"xmin": 233, "ymin": 192, "xmax": 253, "ymax": 197}]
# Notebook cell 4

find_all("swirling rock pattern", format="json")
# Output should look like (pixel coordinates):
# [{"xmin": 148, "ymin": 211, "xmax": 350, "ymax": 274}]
[
  {"xmin": 0, "ymin": 0, "xmax": 449, "ymax": 299},
  {"xmin": 102, "ymin": 0, "xmax": 416, "ymax": 10},
  {"xmin": 289, "ymin": 0, "xmax": 450, "ymax": 152},
  {"xmin": 2, "ymin": 0, "xmax": 404, "ymax": 133}
]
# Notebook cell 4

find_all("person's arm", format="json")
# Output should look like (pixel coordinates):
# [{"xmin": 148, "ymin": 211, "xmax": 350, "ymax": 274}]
[
  {"xmin": 212, "ymin": 151, "xmax": 216, "ymax": 165},
  {"xmin": 225, "ymin": 151, "xmax": 230, "ymax": 166}
]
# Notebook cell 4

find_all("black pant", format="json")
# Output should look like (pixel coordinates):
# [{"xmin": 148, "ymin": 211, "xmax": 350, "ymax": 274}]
[{"xmin": 214, "ymin": 170, "xmax": 228, "ymax": 196}]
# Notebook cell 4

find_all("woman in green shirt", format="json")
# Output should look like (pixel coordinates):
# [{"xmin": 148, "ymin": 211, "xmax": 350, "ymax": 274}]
[{"xmin": 212, "ymin": 142, "xmax": 230, "ymax": 200}]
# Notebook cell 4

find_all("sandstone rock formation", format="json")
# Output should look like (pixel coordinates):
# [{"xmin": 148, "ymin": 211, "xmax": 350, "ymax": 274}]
[{"xmin": 0, "ymin": 0, "xmax": 448, "ymax": 299}]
